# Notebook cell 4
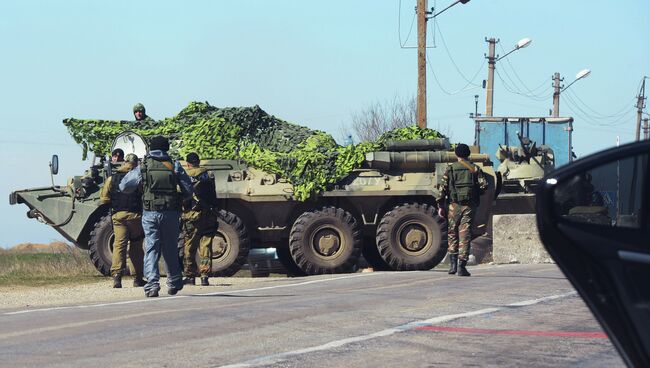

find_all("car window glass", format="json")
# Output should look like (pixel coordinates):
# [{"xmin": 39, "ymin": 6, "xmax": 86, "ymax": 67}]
[{"xmin": 553, "ymin": 154, "xmax": 648, "ymax": 228}]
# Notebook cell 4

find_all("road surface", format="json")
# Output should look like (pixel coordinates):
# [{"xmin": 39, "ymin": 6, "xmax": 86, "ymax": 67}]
[{"xmin": 0, "ymin": 264, "xmax": 624, "ymax": 367}]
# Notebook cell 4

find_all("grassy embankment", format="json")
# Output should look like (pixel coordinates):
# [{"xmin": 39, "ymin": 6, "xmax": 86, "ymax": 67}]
[{"xmin": 0, "ymin": 244, "xmax": 101, "ymax": 287}]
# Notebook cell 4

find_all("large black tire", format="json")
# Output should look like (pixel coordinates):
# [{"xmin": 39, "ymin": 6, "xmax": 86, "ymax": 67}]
[
  {"xmin": 208, "ymin": 210, "xmax": 251, "ymax": 277},
  {"xmin": 276, "ymin": 246, "xmax": 307, "ymax": 277},
  {"xmin": 289, "ymin": 207, "xmax": 362, "ymax": 275},
  {"xmin": 376, "ymin": 203, "xmax": 447, "ymax": 271},
  {"xmin": 88, "ymin": 215, "xmax": 114, "ymax": 276},
  {"xmin": 361, "ymin": 236, "xmax": 392, "ymax": 271}
]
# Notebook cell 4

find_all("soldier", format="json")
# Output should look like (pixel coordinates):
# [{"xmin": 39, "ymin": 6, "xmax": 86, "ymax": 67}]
[
  {"xmin": 181, "ymin": 152, "xmax": 218, "ymax": 287},
  {"xmin": 439, "ymin": 143, "xmax": 487, "ymax": 277},
  {"xmin": 119, "ymin": 135, "xmax": 194, "ymax": 297},
  {"xmin": 132, "ymin": 103, "xmax": 157, "ymax": 129},
  {"xmin": 99, "ymin": 153, "xmax": 145, "ymax": 288},
  {"xmin": 111, "ymin": 148, "xmax": 124, "ymax": 163}
]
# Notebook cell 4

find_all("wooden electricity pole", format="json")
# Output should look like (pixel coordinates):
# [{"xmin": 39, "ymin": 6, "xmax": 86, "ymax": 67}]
[
  {"xmin": 485, "ymin": 38, "xmax": 497, "ymax": 117},
  {"xmin": 552, "ymin": 72, "xmax": 563, "ymax": 117},
  {"xmin": 635, "ymin": 78, "xmax": 646, "ymax": 141},
  {"xmin": 416, "ymin": 0, "xmax": 428, "ymax": 128}
]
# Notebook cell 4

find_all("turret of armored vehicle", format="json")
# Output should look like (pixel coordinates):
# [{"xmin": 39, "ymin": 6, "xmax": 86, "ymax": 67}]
[
  {"xmin": 496, "ymin": 134, "xmax": 555, "ymax": 194},
  {"xmin": 10, "ymin": 132, "xmax": 499, "ymax": 276}
]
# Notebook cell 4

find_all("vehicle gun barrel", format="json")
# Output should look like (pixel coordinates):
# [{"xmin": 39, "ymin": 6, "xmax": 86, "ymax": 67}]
[
  {"xmin": 384, "ymin": 139, "xmax": 451, "ymax": 152},
  {"xmin": 365, "ymin": 151, "xmax": 490, "ymax": 170}
]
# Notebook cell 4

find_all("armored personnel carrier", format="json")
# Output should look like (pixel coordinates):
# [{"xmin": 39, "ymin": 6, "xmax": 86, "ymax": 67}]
[{"xmin": 10, "ymin": 132, "xmax": 499, "ymax": 276}]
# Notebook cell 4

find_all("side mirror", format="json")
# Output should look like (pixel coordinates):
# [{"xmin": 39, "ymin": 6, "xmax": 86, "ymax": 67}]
[{"xmin": 50, "ymin": 155, "xmax": 59, "ymax": 175}]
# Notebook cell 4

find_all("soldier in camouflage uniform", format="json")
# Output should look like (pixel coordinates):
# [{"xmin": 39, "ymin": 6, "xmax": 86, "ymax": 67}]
[
  {"xmin": 99, "ymin": 153, "xmax": 145, "ymax": 288},
  {"xmin": 182, "ymin": 153, "xmax": 219, "ymax": 287},
  {"xmin": 439, "ymin": 143, "xmax": 487, "ymax": 277},
  {"xmin": 132, "ymin": 103, "xmax": 157, "ymax": 129}
]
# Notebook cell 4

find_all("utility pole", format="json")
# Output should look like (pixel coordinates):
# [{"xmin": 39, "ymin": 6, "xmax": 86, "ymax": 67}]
[
  {"xmin": 635, "ymin": 78, "xmax": 646, "ymax": 141},
  {"xmin": 643, "ymin": 118, "xmax": 649, "ymax": 140},
  {"xmin": 552, "ymin": 72, "xmax": 563, "ymax": 117},
  {"xmin": 469, "ymin": 94, "xmax": 481, "ymax": 146},
  {"xmin": 485, "ymin": 38, "xmax": 498, "ymax": 117},
  {"xmin": 416, "ymin": 0, "xmax": 428, "ymax": 128}
]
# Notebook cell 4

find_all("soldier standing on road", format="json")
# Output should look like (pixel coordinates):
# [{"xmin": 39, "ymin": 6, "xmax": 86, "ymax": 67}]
[
  {"xmin": 181, "ymin": 152, "xmax": 218, "ymax": 287},
  {"xmin": 439, "ymin": 143, "xmax": 487, "ymax": 277},
  {"xmin": 119, "ymin": 136, "xmax": 194, "ymax": 297},
  {"xmin": 132, "ymin": 103, "xmax": 157, "ymax": 130},
  {"xmin": 99, "ymin": 153, "xmax": 145, "ymax": 288}
]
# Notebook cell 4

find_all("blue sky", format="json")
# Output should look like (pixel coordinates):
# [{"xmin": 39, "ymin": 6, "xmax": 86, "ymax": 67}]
[{"xmin": 1, "ymin": 0, "xmax": 648, "ymax": 247}]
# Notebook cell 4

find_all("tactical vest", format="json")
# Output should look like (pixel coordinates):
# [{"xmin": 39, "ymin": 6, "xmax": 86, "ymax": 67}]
[
  {"xmin": 449, "ymin": 160, "xmax": 479, "ymax": 204},
  {"xmin": 141, "ymin": 157, "xmax": 182, "ymax": 211},
  {"xmin": 186, "ymin": 167, "xmax": 218, "ymax": 208},
  {"xmin": 109, "ymin": 172, "xmax": 143, "ymax": 213}
]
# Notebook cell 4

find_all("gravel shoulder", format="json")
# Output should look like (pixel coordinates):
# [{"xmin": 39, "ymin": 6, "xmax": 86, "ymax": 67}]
[{"xmin": 0, "ymin": 276, "xmax": 285, "ymax": 311}]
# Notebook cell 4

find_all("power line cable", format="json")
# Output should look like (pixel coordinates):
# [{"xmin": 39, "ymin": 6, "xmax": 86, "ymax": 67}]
[
  {"xmin": 495, "ymin": 68, "xmax": 553, "ymax": 101},
  {"xmin": 397, "ymin": 0, "xmax": 417, "ymax": 48},
  {"xmin": 432, "ymin": 20, "xmax": 483, "ymax": 87},
  {"xmin": 497, "ymin": 43, "xmax": 552, "ymax": 99},
  {"xmin": 563, "ymin": 93, "xmax": 635, "ymax": 126},
  {"xmin": 565, "ymin": 89, "xmax": 636, "ymax": 119},
  {"xmin": 426, "ymin": 52, "xmax": 481, "ymax": 95}
]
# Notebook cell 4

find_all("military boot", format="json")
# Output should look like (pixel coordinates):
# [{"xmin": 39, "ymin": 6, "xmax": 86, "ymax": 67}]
[
  {"xmin": 112, "ymin": 275, "xmax": 122, "ymax": 288},
  {"xmin": 133, "ymin": 276, "xmax": 146, "ymax": 287},
  {"xmin": 183, "ymin": 277, "xmax": 196, "ymax": 285},
  {"xmin": 448, "ymin": 254, "xmax": 458, "ymax": 275},
  {"xmin": 200, "ymin": 277, "xmax": 209, "ymax": 286},
  {"xmin": 458, "ymin": 259, "xmax": 471, "ymax": 277}
]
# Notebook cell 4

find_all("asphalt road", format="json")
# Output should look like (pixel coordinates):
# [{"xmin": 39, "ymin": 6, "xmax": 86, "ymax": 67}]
[{"xmin": 0, "ymin": 264, "xmax": 624, "ymax": 368}]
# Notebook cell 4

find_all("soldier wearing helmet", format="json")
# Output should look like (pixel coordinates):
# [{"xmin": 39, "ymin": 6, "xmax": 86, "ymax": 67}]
[
  {"xmin": 99, "ymin": 153, "xmax": 145, "ymax": 288},
  {"xmin": 132, "ymin": 103, "xmax": 157, "ymax": 129},
  {"xmin": 439, "ymin": 143, "xmax": 488, "ymax": 277}
]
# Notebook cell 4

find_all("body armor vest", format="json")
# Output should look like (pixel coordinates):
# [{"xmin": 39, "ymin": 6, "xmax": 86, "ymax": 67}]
[
  {"xmin": 186, "ymin": 167, "xmax": 218, "ymax": 208},
  {"xmin": 109, "ymin": 172, "xmax": 143, "ymax": 213},
  {"xmin": 449, "ymin": 161, "xmax": 479, "ymax": 204},
  {"xmin": 141, "ymin": 157, "xmax": 182, "ymax": 211}
]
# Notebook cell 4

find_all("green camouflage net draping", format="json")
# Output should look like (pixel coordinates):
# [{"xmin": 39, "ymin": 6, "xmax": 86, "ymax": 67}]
[{"xmin": 63, "ymin": 102, "xmax": 446, "ymax": 201}]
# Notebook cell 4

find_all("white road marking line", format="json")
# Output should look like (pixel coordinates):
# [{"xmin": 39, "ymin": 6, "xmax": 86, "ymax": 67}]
[
  {"xmin": 218, "ymin": 291, "xmax": 578, "ymax": 368},
  {"xmin": 3, "ymin": 272, "xmax": 383, "ymax": 316}
]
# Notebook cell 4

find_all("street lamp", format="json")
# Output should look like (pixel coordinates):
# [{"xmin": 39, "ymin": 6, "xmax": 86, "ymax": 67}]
[
  {"xmin": 430, "ymin": 0, "xmax": 471, "ymax": 18},
  {"xmin": 485, "ymin": 37, "xmax": 532, "ymax": 116},
  {"xmin": 552, "ymin": 68, "xmax": 591, "ymax": 117},
  {"xmin": 562, "ymin": 69, "xmax": 591, "ymax": 92},
  {"xmin": 497, "ymin": 38, "xmax": 532, "ymax": 62}
]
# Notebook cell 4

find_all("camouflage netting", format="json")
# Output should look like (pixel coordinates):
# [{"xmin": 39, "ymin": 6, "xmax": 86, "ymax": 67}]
[{"xmin": 63, "ymin": 102, "xmax": 446, "ymax": 201}]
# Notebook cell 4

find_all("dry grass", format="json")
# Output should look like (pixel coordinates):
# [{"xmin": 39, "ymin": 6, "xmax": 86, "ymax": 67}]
[{"xmin": 0, "ymin": 244, "xmax": 100, "ymax": 286}]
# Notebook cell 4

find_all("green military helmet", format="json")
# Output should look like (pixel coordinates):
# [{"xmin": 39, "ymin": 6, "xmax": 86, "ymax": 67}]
[
  {"xmin": 133, "ymin": 103, "xmax": 146, "ymax": 113},
  {"xmin": 124, "ymin": 153, "xmax": 139, "ymax": 164}
]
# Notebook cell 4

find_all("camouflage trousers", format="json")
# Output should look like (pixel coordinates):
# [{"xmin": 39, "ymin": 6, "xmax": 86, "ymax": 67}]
[
  {"xmin": 447, "ymin": 203, "xmax": 475, "ymax": 261},
  {"xmin": 110, "ymin": 211, "xmax": 144, "ymax": 278},
  {"xmin": 182, "ymin": 209, "xmax": 218, "ymax": 277}
]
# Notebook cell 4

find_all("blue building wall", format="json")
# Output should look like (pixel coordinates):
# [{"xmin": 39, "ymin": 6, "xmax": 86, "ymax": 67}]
[{"xmin": 476, "ymin": 117, "xmax": 573, "ymax": 167}]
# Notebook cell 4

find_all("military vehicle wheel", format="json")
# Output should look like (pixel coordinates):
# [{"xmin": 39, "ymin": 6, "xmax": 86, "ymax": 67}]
[
  {"xmin": 376, "ymin": 203, "xmax": 447, "ymax": 271},
  {"xmin": 88, "ymin": 215, "xmax": 114, "ymax": 276},
  {"xmin": 208, "ymin": 210, "xmax": 251, "ymax": 277},
  {"xmin": 289, "ymin": 207, "xmax": 362, "ymax": 274},
  {"xmin": 276, "ymin": 246, "xmax": 307, "ymax": 277},
  {"xmin": 361, "ymin": 237, "xmax": 392, "ymax": 271}
]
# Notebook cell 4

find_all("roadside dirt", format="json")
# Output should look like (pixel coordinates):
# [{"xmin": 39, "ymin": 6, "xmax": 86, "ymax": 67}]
[{"xmin": 0, "ymin": 276, "xmax": 276, "ymax": 311}]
